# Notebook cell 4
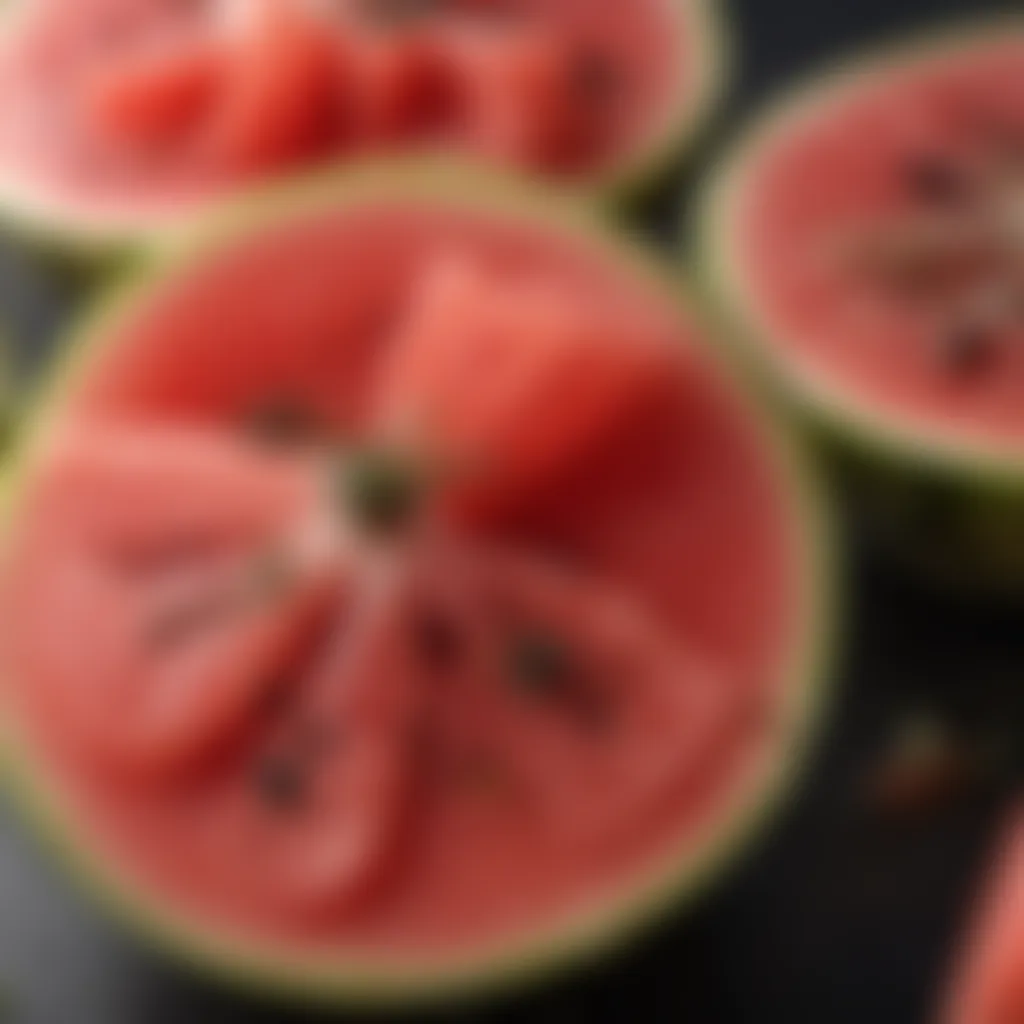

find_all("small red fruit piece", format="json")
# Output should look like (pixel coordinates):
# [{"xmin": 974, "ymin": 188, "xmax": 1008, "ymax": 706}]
[
  {"xmin": 441, "ymin": 24, "xmax": 592, "ymax": 171},
  {"xmin": 371, "ymin": 253, "xmax": 664, "ymax": 518},
  {"xmin": 350, "ymin": 28, "xmax": 459, "ymax": 144},
  {"xmin": 204, "ymin": 0, "xmax": 343, "ymax": 173},
  {"xmin": 83, "ymin": 40, "xmax": 225, "ymax": 148}
]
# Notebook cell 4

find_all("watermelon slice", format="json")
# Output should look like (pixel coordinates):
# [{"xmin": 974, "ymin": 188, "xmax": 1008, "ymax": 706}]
[
  {"xmin": 0, "ymin": 0, "xmax": 726, "ymax": 251},
  {"xmin": 346, "ymin": 25, "xmax": 460, "ymax": 143},
  {"xmin": 943, "ymin": 809, "xmax": 1024, "ymax": 1024},
  {"xmin": 200, "ymin": 0, "xmax": 343, "ymax": 174},
  {"xmin": 701, "ymin": 24, "xmax": 1024, "ymax": 591},
  {"xmin": 0, "ymin": 171, "xmax": 828, "ymax": 1004},
  {"xmin": 418, "ymin": 541, "xmax": 735, "ymax": 849},
  {"xmin": 84, "ymin": 39, "xmax": 225, "ymax": 149},
  {"xmin": 438, "ymin": 22, "xmax": 597, "ymax": 171},
  {"xmin": 370, "ymin": 251, "xmax": 665, "ymax": 519},
  {"xmin": 8, "ymin": 423, "xmax": 339, "ymax": 778}
]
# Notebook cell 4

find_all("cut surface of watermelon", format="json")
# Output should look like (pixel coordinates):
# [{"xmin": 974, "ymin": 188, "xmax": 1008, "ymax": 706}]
[
  {"xmin": 0, "ymin": 0, "xmax": 723, "ymax": 244},
  {"xmin": 706, "ymin": 26, "xmax": 1024, "ymax": 460},
  {"xmin": 371, "ymin": 251, "xmax": 668, "ymax": 518},
  {"xmin": 0, "ymin": 172, "xmax": 827, "ymax": 1000}
]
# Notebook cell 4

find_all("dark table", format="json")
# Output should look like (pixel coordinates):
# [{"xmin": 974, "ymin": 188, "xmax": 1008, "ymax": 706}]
[{"xmin": 1, "ymin": 0, "xmax": 1022, "ymax": 1020}]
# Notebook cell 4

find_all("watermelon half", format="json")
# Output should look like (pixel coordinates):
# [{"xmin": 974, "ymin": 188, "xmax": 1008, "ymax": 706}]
[
  {"xmin": 700, "ymin": 18, "xmax": 1024, "ymax": 592},
  {"xmin": 0, "ymin": 164, "xmax": 832, "ymax": 1006},
  {"xmin": 0, "ymin": 0, "xmax": 727, "ymax": 261}
]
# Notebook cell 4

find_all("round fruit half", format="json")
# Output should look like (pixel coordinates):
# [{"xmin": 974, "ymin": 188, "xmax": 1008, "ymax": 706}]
[
  {"xmin": 701, "ymin": 19, "xmax": 1024, "ymax": 591},
  {"xmin": 0, "ymin": 0, "xmax": 726, "ymax": 258},
  {"xmin": 0, "ymin": 164, "xmax": 831, "ymax": 1006}
]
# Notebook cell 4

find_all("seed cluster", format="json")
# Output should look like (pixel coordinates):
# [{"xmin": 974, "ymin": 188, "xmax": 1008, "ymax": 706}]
[{"xmin": 841, "ymin": 112, "xmax": 1024, "ymax": 379}]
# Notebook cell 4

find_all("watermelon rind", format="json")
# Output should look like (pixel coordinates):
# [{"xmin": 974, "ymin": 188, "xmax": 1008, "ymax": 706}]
[
  {"xmin": 0, "ymin": 0, "xmax": 729, "ymax": 269},
  {"xmin": 697, "ymin": 15, "xmax": 1024, "ymax": 595},
  {"xmin": 0, "ymin": 162, "xmax": 835, "ymax": 1007}
]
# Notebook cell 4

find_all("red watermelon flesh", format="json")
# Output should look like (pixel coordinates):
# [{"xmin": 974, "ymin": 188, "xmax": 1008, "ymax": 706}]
[
  {"xmin": 371, "ymin": 251, "xmax": 667, "ymax": 519},
  {"xmin": 84, "ymin": 39, "xmax": 225, "ymax": 150},
  {"xmin": 0, "ymin": 0, "xmax": 692, "ymax": 224},
  {"xmin": 343, "ymin": 25, "xmax": 462, "ymax": 145},
  {"xmin": 436, "ymin": 21, "xmax": 597, "ymax": 171},
  {"xmin": 0, "ymin": 201, "xmax": 808, "ymax": 956},
  {"xmin": 416, "ymin": 540, "xmax": 736, "ymax": 850},
  {"xmin": 7, "ymin": 423, "xmax": 340, "ymax": 780},
  {"xmin": 198, "ymin": 0, "xmax": 343, "ymax": 174},
  {"xmin": 723, "ymin": 34, "xmax": 1024, "ymax": 449},
  {"xmin": 944, "ymin": 811, "xmax": 1024, "ymax": 1024}
]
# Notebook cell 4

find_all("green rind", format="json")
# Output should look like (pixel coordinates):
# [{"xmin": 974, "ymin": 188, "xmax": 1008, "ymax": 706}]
[
  {"xmin": 696, "ymin": 14, "xmax": 1024, "ymax": 595},
  {"xmin": 0, "ymin": 0, "xmax": 729, "ymax": 273},
  {"xmin": 0, "ymin": 162, "xmax": 836, "ymax": 1008},
  {"xmin": 599, "ymin": 0, "xmax": 731, "ymax": 209}
]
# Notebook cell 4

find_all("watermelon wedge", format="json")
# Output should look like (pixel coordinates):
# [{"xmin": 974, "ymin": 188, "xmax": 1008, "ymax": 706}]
[
  {"xmin": 0, "ymin": 0, "xmax": 727, "ymax": 255},
  {"xmin": 85, "ymin": 40, "xmax": 225, "ymax": 150},
  {"xmin": 198, "ymin": 0, "xmax": 342, "ymax": 174},
  {"xmin": 0, "ymin": 167, "xmax": 831, "ymax": 1005},
  {"xmin": 943, "ymin": 809, "xmax": 1024, "ymax": 1024},
  {"xmin": 700, "ymin": 20, "xmax": 1024, "ymax": 592},
  {"xmin": 371, "ymin": 251, "xmax": 666, "ymax": 519}
]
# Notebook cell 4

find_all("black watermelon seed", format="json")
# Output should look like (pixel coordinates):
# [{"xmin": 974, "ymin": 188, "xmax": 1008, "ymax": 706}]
[
  {"xmin": 506, "ymin": 630, "xmax": 573, "ymax": 698},
  {"xmin": 903, "ymin": 155, "xmax": 971, "ymax": 205},
  {"xmin": 253, "ymin": 755, "xmax": 307, "ymax": 813},
  {"xmin": 245, "ymin": 396, "xmax": 323, "ymax": 448},
  {"xmin": 573, "ymin": 48, "xmax": 621, "ymax": 106},
  {"xmin": 340, "ymin": 448, "xmax": 424, "ymax": 535},
  {"xmin": 936, "ymin": 320, "xmax": 996, "ymax": 379}
]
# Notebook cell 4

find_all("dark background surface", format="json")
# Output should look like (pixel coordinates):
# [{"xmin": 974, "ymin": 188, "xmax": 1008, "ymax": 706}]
[{"xmin": 1, "ymin": 0, "xmax": 1023, "ymax": 1021}]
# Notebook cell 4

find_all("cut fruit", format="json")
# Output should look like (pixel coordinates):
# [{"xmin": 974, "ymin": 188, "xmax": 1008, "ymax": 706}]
[
  {"xmin": 0, "ymin": 0, "xmax": 726, "ymax": 253},
  {"xmin": 439, "ymin": 23, "xmax": 594, "ymax": 171},
  {"xmin": 371, "ymin": 252, "xmax": 665, "ymax": 519},
  {"xmin": 419, "ymin": 542, "xmax": 735, "ymax": 849},
  {"xmin": 235, "ymin": 562, "xmax": 426, "ymax": 917},
  {"xmin": 349, "ymin": 27, "xmax": 459, "ymax": 143},
  {"xmin": 943, "ymin": 809, "xmax": 1024, "ymax": 1024},
  {"xmin": 9, "ymin": 423, "xmax": 337, "ymax": 778},
  {"xmin": 0, "ymin": 168, "xmax": 829, "ymax": 1006},
  {"xmin": 201, "ymin": 0, "xmax": 342, "ymax": 174},
  {"xmin": 84, "ymin": 41, "xmax": 225, "ymax": 149},
  {"xmin": 701, "ymin": 22, "xmax": 1024, "ymax": 591}
]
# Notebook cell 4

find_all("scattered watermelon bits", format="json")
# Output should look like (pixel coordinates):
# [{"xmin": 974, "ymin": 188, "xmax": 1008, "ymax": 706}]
[
  {"xmin": 0, "ymin": 0, "xmax": 718, "ymax": 240},
  {"xmin": 0, "ymin": 187, "xmax": 822, "ymax": 996}
]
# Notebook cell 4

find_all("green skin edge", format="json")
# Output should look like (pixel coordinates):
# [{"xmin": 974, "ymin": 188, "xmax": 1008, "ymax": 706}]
[
  {"xmin": 696, "ymin": 15, "xmax": 1024, "ymax": 594},
  {"xmin": 0, "ymin": 0, "xmax": 730, "ymax": 276},
  {"xmin": 0, "ymin": 164, "xmax": 837, "ymax": 1009}
]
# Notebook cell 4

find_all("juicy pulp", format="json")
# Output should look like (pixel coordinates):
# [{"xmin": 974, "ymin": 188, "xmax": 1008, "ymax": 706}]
[
  {"xmin": 713, "ymin": 30, "xmax": 1024, "ymax": 452},
  {"xmin": 0, "ymin": 181, "xmax": 820, "ymax": 981}
]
